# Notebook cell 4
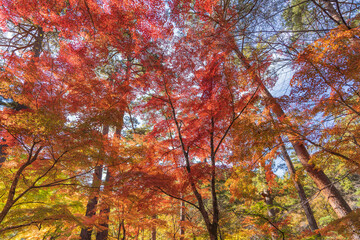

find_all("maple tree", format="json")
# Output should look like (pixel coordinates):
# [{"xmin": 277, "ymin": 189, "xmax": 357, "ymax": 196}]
[{"xmin": 0, "ymin": 0, "xmax": 360, "ymax": 239}]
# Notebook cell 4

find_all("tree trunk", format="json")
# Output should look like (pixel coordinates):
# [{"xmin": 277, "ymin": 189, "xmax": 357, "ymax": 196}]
[
  {"xmin": 209, "ymin": 225, "xmax": 217, "ymax": 240},
  {"xmin": 81, "ymin": 125, "xmax": 110, "ymax": 240},
  {"xmin": 209, "ymin": 119, "xmax": 219, "ymax": 240},
  {"xmin": 279, "ymin": 139, "xmax": 320, "ymax": 232},
  {"xmin": 151, "ymin": 215, "xmax": 157, "ymax": 240},
  {"xmin": 80, "ymin": 165, "xmax": 103, "ymax": 240},
  {"xmin": 230, "ymin": 39, "xmax": 359, "ymax": 239},
  {"xmin": 262, "ymin": 190, "xmax": 277, "ymax": 220},
  {"xmin": 116, "ymin": 220, "xmax": 125, "ymax": 240},
  {"xmin": 96, "ymin": 122, "xmax": 126, "ymax": 240},
  {"xmin": 96, "ymin": 169, "xmax": 111, "ymax": 240},
  {"xmin": 167, "ymin": 99, "xmax": 220, "ymax": 240},
  {"xmin": 180, "ymin": 200, "xmax": 185, "ymax": 240},
  {"xmin": 231, "ymin": 41, "xmax": 351, "ymax": 215},
  {"xmin": 96, "ymin": 182, "xmax": 110, "ymax": 240}
]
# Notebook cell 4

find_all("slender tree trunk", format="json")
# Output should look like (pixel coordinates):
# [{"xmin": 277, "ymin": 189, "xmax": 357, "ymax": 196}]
[
  {"xmin": 81, "ymin": 125, "xmax": 110, "ymax": 240},
  {"xmin": 209, "ymin": 226, "xmax": 217, "ymax": 240},
  {"xmin": 165, "ymin": 88, "xmax": 219, "ymax": 240},
  {"xmin": 80, "ymin": 165, "xmax": 103, "ymax": 240},
  {"xmin": 121, "ymin": 221, "xmax": 126, "ymax": 240},
  {"xmin": 95, "ymin": 126, "xmax": 111, "ymax": 240},
  {"xmin": 261, "ymin": 189, "xmax": 278, "ymax": 240},
  {"xmin": 231, "ymin": 41, "xmax": 351, "ymax": 215},
  {"xmin": 279, "ymin": 138, "xmax": 320, "ymax": 232},
  {"xmin": 96, "ymin": 169, "xmax": 111, "ymax": 240},
  {"xmin": 117, "ymin": 220, "xmax": 125, "ymax": 240},
  {"xmin": 230, "ymin": 39, "xmax": 360, "ymax": 239},
  {"xmin": 151, "ymin": 215, "xmax": 157, "ymax": 240},
  {"xmin": 262, "ymin": 189, "xmax": 277, "ymax": 220},
  {"xmin": 259, "ymin": 162, "xmax": 280, "ymax": 240},
  {"xmin": 209, "ymin": 118, "xmax": 219, "ymax": 240},
  {"xmin": 180, "ymin": 200, "xmax": 185, "ymax": 240},
  {"xmin": 96, "ymin": 118, "xmax": 126, "ymax": 240}
]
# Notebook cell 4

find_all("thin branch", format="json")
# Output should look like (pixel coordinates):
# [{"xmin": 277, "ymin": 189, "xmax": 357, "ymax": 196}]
[
  {"xmin": 155, "ymin": 187, "xmax": 199, "ymax": 210},
  {"xmin": 214, "ymin": 83, "xmax": 260, "ymax": 156}
]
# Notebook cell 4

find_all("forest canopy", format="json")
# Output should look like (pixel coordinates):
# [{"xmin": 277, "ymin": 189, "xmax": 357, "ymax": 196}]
[{"xmin": 0, "ymin": 0, "xmax": 360, "ymax": 239}]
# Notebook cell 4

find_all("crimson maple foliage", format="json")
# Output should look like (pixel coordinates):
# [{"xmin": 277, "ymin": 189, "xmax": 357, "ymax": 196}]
[{"xmin": 0, "ymin": 0, "xmax": 359, "ymax": 239}]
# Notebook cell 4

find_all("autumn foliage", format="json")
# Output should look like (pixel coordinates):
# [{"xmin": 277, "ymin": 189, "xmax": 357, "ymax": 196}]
[{"xmin": 0, "ymin": 0, "xmax": 359, "ymax": 239}]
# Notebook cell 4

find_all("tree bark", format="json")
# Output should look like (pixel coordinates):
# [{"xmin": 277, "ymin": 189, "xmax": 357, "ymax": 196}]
[
  {"xmin": 209, "ymin": 118, "xmax": 219, "ymax": 240},
  {"xmin": 180, "ymin": 200, "xmax": 185, "ymax": 240},
  {"xmin": 165, "ymin": 85, "xmax": 219, "ymax": 240},
  {"xmin": 231, "ymin": 40, "xmax": 351, "ymax": 216},
  {"xmin": 95, "ymin": 126, "xmax": 112, "ymax": 240},
  {"xmin": 80, "ymin": 165, "xmax": 103, "ymax": 240},
  {"xmin": 229, "ymin": 38, "xmax": 360, "ymax": 239},
  {"xmin": 261, "ymin": 189, "xmax": 279, "ymax": 240},
  {"xmin": 151, "ymin": 215, "xmax": 157, "ymax": 240},
  {"xmin": 116, "ymin": 220, "xmax": 125, "ymax": 240},
  {"xmin": 96, "ymin": 168, "xmax": 111, "ymax": 240},
  {"xmin": 81, "ymin": 125, "xmax": 110, "ymax": 240},
  {"xmin": 96, "ymin": 115, "xmax": 128, "ymax": 240},
  {"xmin": 262, "ymin": 189, "xmax": 277, "ymax": 220},
  {"xmin": 279, "ymin": 138, "xmax": 320, "ymax": 232}
]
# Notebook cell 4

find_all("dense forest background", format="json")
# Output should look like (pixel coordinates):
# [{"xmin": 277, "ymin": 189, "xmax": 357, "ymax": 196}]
[{"xmin": 0, "ymin": 0, "xmax": 360, "ymax": 239}]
